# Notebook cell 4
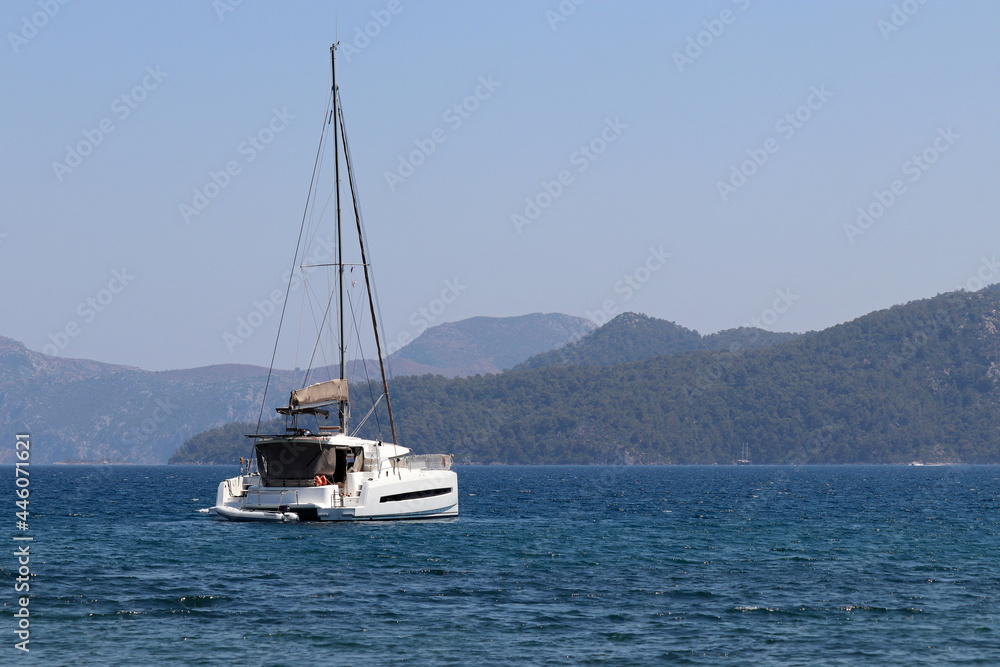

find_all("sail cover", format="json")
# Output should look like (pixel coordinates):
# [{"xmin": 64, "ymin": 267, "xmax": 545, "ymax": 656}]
[{"xmin": 290, "ymin": 379, "xmax": 348, "ymax": 408}]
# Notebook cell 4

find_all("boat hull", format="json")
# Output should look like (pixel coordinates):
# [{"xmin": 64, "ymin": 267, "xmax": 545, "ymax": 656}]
[{"xmin": 211, "ymin": 468, "xmax": 458, "ymax": 522}]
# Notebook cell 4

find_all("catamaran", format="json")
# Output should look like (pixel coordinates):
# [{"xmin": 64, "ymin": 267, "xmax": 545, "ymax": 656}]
[{"xmin": 210, "ymin": 44, "xmax": 458, "ymax": 522}]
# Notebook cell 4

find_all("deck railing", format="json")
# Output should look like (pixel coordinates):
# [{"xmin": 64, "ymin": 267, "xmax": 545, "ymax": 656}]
[{"xmin": 405, "ymin": 454, "xmax": 454, "ymax": 471}]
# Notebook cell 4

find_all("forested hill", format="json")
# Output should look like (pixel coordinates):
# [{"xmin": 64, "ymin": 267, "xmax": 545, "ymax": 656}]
[
  {"xmin": 513, "ymin": 312, "xmax": 799, "ymax": 370},
  {"xmin": 171, "ymin": 288, "xmax": 1000, "ymax": 465}
]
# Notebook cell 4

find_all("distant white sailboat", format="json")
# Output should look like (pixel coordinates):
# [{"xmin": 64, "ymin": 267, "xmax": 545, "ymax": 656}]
[
  {"xmin": 734, "ymin": 442, "xmax": 750, "ymax": 465},
  {"xmin": 210, "ymin": 44, "xmax": 458, "ymax": 522}
]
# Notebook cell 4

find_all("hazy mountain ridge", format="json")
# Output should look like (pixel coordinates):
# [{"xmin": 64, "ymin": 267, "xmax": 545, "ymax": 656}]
[
  {"xmin": 389, "ymin": 313, "xmax": 596, "ymax": 376},
  {"xmin": 16, "ymin": 289, "xmax": 1000, "ymax": 466},
  {"xmin": 0, "ymin": 342, "xmax": 280, "ymax": 465},
  {"xmin": 514, "ymin": 312, "xmax": 799, "ymax": 370},
  {"xmin": 0, "ymin": 313, "xmax": 595, "ymax": 463}
]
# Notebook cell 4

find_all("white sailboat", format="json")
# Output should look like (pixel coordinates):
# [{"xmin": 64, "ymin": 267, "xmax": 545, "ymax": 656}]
[
  {"xmin": 211, "ymin": 44, "xmax": 458, "ymax": 522},
  {"xmin": 734, "ymin": 442, "xmax": 750, "ymax": 465}
]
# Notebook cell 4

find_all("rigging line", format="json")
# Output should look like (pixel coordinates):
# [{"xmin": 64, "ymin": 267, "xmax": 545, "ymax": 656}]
[
  {"xmin": 296, "ymin": 230, "xmax": 320, "ymax": 379},
  {"xmin": 302, "ymin": 282, "xmax": 336, "ymax": 389},
  {"xmin": 302, "ymin": 144, "xmax": 324, "ymax": 273},
  {"xmin": 293, "ymin": 261, "xmax": 307, "ymax": 379},
  {"xmin": 323, "ymin": 270, "xmax": 337, "ymax": 378},
  {"xmin": 301, "ymin": 277, "xmax": 325, "ymax": 375},
  {"xmin": 333, "ymin": 90, "xmax": 398, "ymax": 407},
  {"xmin": 297, "ymin": 255, "xmax": 325, "ymax": 384},
  {"xmin": 295, "ymin": 78, "xmax": 343, "ymax": 384},
  {"xmin": 346, "ymin": 280, "xmax": 385, "ymax": 437},
  {"xmin": 295, "ymin": 232, "xmax": 327, "ymax": 381},
  {"xmin": 255, "ymin": 89, "xmax": 334, "ymax": 436},
  {"xmin": 351, "ymin": 285, "xmax": 368, "ymax": 365},
  {"xmin": 307, "ymin": 265, "xmax": 341, "ymax": 384},
  {"xmin": 344, "ymin": 287, "xmax": 359, "ymax": 369},
  {"xmin": 344, "ymin": 287, "xmax": 363, "ymax": 361},
  {"xmin": 353, "ymin": 392, "xmax": 385, "ymax": 434},
  {"xmin": 337, "ymin": 90, "xmax": 400, "ymax": 445},
  {"xmin": 314, "ymin": 270, "xmax": 339, "ymax": 381},
  {"xmin": 302, "ymin": 73, "xmax": 338, "ymax": 280},
  {"xmin": 310, "ymin": 171, "xmax": 340, "ymax": 242},
  {"xmin": 354, "ymin": 290, "xmax": 385, "ymax": 436},
  {"xmin": 346, "ymin": 283, "xmax": 385, "ymax": 438},
  {"xmin": 296, "ymin": 112, "xmax": 336, "ymax": 383},
  {"xmin": 330, "ymin": 44, "xmax": 347, "ymax": 435}
]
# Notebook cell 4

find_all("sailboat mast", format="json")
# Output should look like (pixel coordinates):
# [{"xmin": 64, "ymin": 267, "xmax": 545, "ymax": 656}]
[
  {"xmin": 331, "ymin": 43, "xmax": 347, "ymax": 433},
  {"xmin": 336, "ymin": 100, "xmax": 400, "ymax": 447}
]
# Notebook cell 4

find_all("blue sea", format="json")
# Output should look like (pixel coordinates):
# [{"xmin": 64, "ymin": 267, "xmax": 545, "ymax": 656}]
[{"xmin": 3, "ymin": 464, "xmax": 1000, "ymax": 665}]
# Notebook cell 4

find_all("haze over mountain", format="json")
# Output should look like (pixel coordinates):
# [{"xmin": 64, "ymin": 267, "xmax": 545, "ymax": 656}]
[
  {"xmin": 387, "ymin": 313, "xmax": 595, "ymax": 377},
  {"xmin": 0, "ymin": 313, "xmax": 594, "ymax": 463}
]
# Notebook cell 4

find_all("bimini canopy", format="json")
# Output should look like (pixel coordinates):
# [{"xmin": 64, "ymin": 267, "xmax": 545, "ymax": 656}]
[{"xmin": 290, "ymin": 379, "xmax": 348, "ymax": 409}]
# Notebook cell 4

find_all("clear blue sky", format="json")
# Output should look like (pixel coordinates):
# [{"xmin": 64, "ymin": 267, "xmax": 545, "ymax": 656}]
[{"xmin": 3, "ymin": 1, "xmax": 999, "ymax": 371}]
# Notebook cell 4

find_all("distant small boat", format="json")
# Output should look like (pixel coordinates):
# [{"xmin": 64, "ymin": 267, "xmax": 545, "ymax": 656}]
[{"xmin": 734, "ymin": 442, "xmax": 751, "ymax": 465}]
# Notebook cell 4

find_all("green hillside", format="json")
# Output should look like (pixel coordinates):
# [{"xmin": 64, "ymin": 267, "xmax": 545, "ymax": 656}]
[
  {"xmin": 514, "ymin": 312, "xmax": 798, "ymax": 370},
  {"xmin": 171, "ymin": 288, "xmax": 1000, "ymax": 465}
]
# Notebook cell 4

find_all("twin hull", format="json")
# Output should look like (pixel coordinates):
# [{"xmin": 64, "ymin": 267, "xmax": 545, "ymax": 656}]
[{"xmin": 213, "ymin": 466, "xmax": 458, "ymax": 522}]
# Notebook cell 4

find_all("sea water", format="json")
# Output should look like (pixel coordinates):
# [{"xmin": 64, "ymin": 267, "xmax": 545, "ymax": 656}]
[{"xmin": 2, "ymin": 464, "xmax": 999, "ymax": 665}]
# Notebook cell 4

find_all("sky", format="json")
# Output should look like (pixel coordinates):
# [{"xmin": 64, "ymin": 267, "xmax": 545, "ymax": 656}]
[{"xmin": 3, "ymin": 1, "xmax": 999, "ymax": 371}]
